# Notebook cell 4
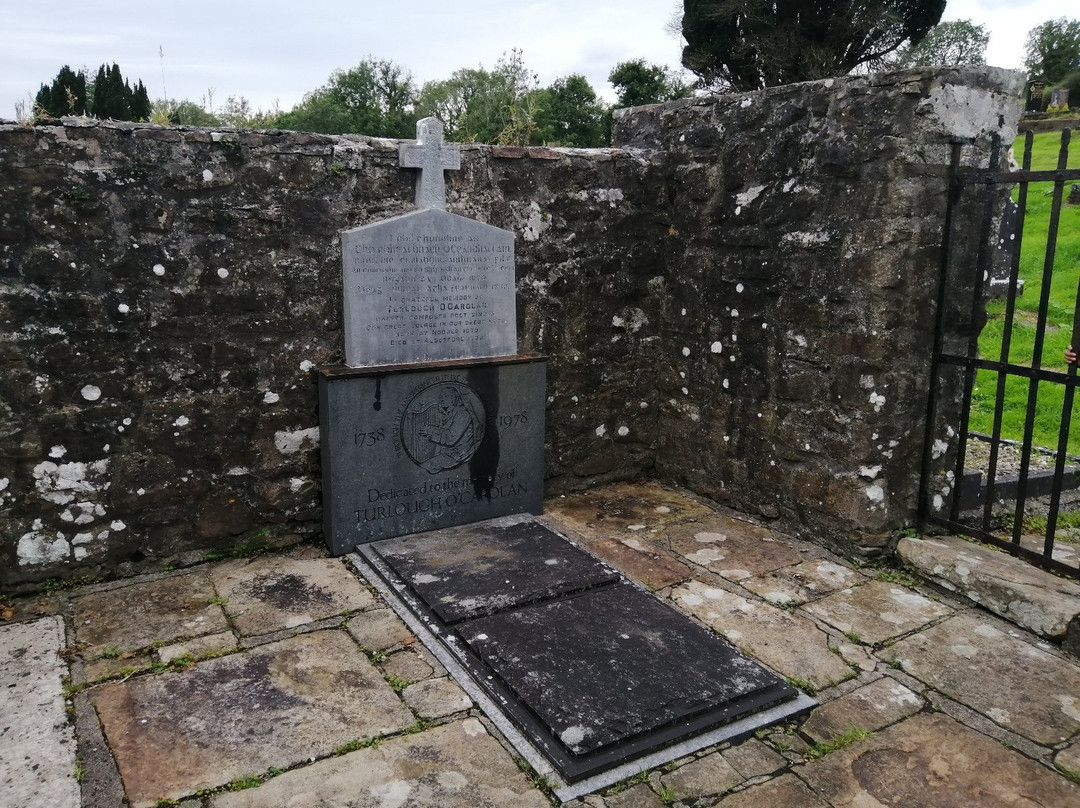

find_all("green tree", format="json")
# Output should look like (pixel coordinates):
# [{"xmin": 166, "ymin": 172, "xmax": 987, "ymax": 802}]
[
  {"xmin": 34, "ymin": 65, "xmax": 87, "ymax": 116},
  {"xmin": 608, "ymin": 59, "xmax": 693, "ymax": 107},
  {"xmin": 891, "ymin": 19, "xmax": 989, "ymax": 67},
  {"xmin": 533, "ymin": 74, "xmax": 608, "ymax": 146},
  {"xmin": 275, "ymin": 57, "xmax": 418, "ymax": 137},
  {"xmin": 415, "ymin": 50, "xmax": 538, "ymax": 143},
  {"xmin": 164, "ymin": 99, "xmax": 222, "ymax": 126},
  {"xmin": 681, "ymin": 0, "xmax": 946, "ymax": 90},
  {"xmin": 1024, "ymin": 18, "xmax": 1080, "ymax": 84}
]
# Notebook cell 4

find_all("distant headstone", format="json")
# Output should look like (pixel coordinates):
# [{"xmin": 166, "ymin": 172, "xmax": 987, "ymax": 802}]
[
  {"xmin": 1049, "ymin": 87, "xmax": 1070, "ymax": 109},
  {"xmin": 341, "ymin": 118, "xmax": 516, "ymax": 367},
  {"xmin": 320, "ymin": 117, "xmax": 545, "ymax": 554}
]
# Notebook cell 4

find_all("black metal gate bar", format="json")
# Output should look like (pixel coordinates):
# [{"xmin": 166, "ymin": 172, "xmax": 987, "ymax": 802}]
[
  {"xmin": 1039, "ymin": 129, "xmax": 1076, "ymax": 561},
  {"xmin": 921, "ymin": 123, "xmax": 1080, "ymax": 580},
  {"xmin": 982, "ymin": 131, "xmax": 1035, "ymax": 531},
  {"xmin": 1010, "ymin": 129, "xmax": 1073, "ymax": 551}
]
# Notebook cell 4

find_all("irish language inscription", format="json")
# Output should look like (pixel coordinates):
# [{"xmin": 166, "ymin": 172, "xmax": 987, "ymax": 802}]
[{"xmin": 341, "ymin": 209, "xmax": 516, "ymax": 367}]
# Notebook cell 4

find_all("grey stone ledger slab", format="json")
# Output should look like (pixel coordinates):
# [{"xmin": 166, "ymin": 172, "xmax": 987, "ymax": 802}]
[
  {"xmin": 319, "ymin": 357, "xmax": 545, "ymax": 555},
  {"xmin": 341, "ymin": 209, "xmax": 516, "ymax": 367}
]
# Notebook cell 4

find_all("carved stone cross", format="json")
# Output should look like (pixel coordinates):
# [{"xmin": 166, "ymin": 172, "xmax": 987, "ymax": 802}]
[{"xmin": 399, "ymin": 117, "xmax": 461, "ymax": 210}]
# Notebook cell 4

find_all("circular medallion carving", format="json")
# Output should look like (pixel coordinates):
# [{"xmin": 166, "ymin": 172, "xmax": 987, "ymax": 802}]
[{"xmin": 399, "ymin": 382, "xmax": 486, "ymax": 473}]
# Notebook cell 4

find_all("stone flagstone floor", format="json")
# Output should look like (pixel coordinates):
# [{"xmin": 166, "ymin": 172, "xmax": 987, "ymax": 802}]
[{"xmin": 2, "ymin": 481, "xmax": 1080, "ymax": 807}]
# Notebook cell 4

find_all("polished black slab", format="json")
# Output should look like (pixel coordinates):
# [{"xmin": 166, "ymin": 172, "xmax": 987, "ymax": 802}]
[
  {"xmin": 458, "ymin": 582, "xmax": 793, "ymax": 755},
  {"xmin": 318, "ymin": 356, "xmax": 545, "ymax": 555},
  {"xmin": 358, "ymin": 516, "xmax": 807, "ymax": 783},
  {"xmin": 371, "ymin": 516, "xmax": 619, "ymax": 623}
]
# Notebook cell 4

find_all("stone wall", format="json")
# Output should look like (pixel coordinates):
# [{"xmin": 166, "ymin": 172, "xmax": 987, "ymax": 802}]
[{"xmin": 0, "ymin": 66, "xmax": 1024, "ymax": 587}]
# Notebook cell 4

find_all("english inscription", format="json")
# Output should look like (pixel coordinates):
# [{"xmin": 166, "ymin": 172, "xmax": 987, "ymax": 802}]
[
  {"xmin": 341, "ymin": 209, "xmax": 516, "ymax": 367},
  {"xmin": 319, "ymin": 359, "xmax": 545, "ymax": 553}
]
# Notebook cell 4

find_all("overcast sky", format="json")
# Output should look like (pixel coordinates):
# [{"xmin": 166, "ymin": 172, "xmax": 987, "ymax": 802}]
[{"xmin": 0, "ymin": 0, "xmax": 1068, "ymax": 121}]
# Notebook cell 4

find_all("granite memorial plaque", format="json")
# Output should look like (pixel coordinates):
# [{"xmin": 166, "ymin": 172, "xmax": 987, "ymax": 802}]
[
  {"xmin": 341, "ymin": 118, "xmax": 516, "ymax": 367},
  {"xmin": 319, "ymin": 358, "xmax": 545, "ymax": 555},
  {"xmin": 321, "ymin": 116, "xmax": 545, "ymax": 555}
]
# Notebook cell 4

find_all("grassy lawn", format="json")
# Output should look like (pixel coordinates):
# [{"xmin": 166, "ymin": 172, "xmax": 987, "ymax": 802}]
[{"xmin": 967, "ymin": 130, "xmax": 1080, "ymax": 454}]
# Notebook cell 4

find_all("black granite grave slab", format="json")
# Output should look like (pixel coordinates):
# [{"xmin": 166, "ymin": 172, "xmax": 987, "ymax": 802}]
[
  {"xmin": 356, "ymin": 516, "xmax": 810, "ymax": 786},
  {"xmin": 319, "ymin": 357, "xmax": 545, "ymax": 554},
  {"xmin": 458, "ymin": 582, "xmax": 794, "ymax": 756},
  {"xmin": 371, "ymin": 516, "xmax": 620, "ymax": 623}
]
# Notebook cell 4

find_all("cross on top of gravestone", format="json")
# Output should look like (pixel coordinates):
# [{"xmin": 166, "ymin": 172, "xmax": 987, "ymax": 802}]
[{"xmin": 399, "ymin": 117, "xmax": 461, "ymax": 210}]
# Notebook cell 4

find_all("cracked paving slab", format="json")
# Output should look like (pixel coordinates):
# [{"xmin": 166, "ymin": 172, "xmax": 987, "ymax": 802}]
[
  {"xmin": 665, "ymin": 516, "xmax": 818, "ymax": 581},
  {"xmin": 0, "ymin": 616, "xmax": 80, "ymax": 808},
  {"xmin": 207, "ymin": 718, "xmax": 549, "ymax": 808},
  {"xmin": 207, "ymin": 556, "xmax": 374, "ymax": 636},
  {"xmin": 887, "ymin": 612, "xmax": 1080, "ymax": 746},
  {"xmin": 802, "ymin": 579, "xmax": 953, "ymax": 646},
  {"xmin": 800, "ymin": 712, "xmax": 1080, "ymax": 807},
  {"xmin": 89, "ymin": 629, "xmax": 414, "ymax": 807},
  {"xmin": 671, "ymin": 579, "xmax": 853, "ymax": 690},
  {"xmin": 72, "ymin": 572, "xmax": 230, "ymax": 657}
]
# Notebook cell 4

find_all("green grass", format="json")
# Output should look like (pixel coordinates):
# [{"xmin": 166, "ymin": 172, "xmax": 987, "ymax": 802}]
[
  {"xmin": 804, "ymin": 727, "xmax": 873, "ymax": 761},
  {"xmin": 969, "ymin": 130, "xmax": 1080, "ymax": 453}
]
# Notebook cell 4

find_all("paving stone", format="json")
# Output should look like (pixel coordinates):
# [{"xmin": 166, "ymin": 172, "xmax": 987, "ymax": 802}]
[
  {"xmin": 545, "ymin": 481, "xmax": 715, "ymax": 541},
  {"xmin": 899, "ymin": 535, "xmax": 1080, "ymax": 642},
  {"xmin": 89, "ymin": 629, "xmax": 414, "ymax": 807},
  {"xmin": 672, "ymin": 579, "xmax": 853, "ymax": 690},
  {"xmin": 209, "ymin": 556, "xmax": 374, "ymax": 636},
  {"xmin": 659, "ymin": 752, "xmax": 744, "ymax": 800},
  {"xmin": 345, "ymin": 608, "xmax": 414, "ymax": 651},
  {"xmin": 800, "ymin": 676, "xmax": 923, "ymax": 743},
  {"xmin": 0, "ymin": 616, "xmax": 80, "ymax": 808},
  {"xmin": 704, "ymin": 773, "xmax": 828, "ymax": 808},
  {"xmin": 73, "ymin": 692, "xmax": 126, "ymax": 808},
  {"xmin": 605, "ymin": 783, "xmax": 665, "ymax": 808},
  {"xmin": 401, "ymin": 677, "xmax": 474, "ymax": 720},
  {"xmin": 583, "ymin": 536, "xmax": 693, "ymax": 590},
  {"xmin": 802, "ymin": 580, "xmax": 952, "ymax": 645},
  {"xmin": 82, "ymin": 652, "xmax": 151, "ymax": 682},
  {"xmin": 207, "ymin": 718, "xmax": 549, "ymax": 808},
  {"xmin": 741, "ymin": 559, "xmax": 866, "ymax": 606},
  {"xmin": 835, "ymin": 641, "xmax": 877, "ymax": 672},
  {"xmin": 381, "ymin": 648, "xmax": 435, "ymax": 683},
  {"xmin": 72, "ymin": 572, "xmax": 229, "ymax": 656},
  {"xmin": 1056, "ymin": 742, "xmax": 1080, "ymax": 778},
  {"xmin": 887, "ymin": 612, "xmax": 1080, "ymax": 745},
  {"xmin": 665, "ymin": 516, "xmax": 815, "ymax": 581},
  {"xmin": 800, "ymin": 712, "xmax": 1080, "ymax": 807},
  {"xmin": 721, "ymin": 738, "xmax": 789, "ymax": 779},
  {"xmin": 157, "ymin": 631, "xmax": 237, "ymax": 663}
]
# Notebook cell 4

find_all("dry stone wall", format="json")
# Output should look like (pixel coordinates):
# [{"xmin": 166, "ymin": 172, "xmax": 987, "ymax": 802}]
[{"xmin": 0, "ymin": 66, "xmax": 1024, "ymax": 586}]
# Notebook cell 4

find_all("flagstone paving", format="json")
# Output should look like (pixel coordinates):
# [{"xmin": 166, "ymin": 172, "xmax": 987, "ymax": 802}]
[{"xmin": 3, "ymin": 481, "xmax": 1080, "ymax": 807}]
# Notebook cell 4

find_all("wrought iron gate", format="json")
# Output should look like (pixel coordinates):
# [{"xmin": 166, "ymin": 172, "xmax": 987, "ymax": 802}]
[{"xmin": 920, "ymin": 124, "xmax": 1080, "ymax": 580}]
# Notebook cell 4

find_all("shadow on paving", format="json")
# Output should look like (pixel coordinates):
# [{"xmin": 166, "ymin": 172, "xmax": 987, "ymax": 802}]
[{"xmin": 0, "ymin": 481, "xmax": 1078, "ymax": 807}]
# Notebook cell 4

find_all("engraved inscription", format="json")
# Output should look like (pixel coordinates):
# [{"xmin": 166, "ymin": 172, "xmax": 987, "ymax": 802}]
[{"xmin": 341, "ymin": 210, "xmax": 517, "ymax": 367}]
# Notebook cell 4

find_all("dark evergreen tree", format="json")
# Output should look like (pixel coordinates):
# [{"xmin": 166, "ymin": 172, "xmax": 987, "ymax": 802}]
[
  {"xmin": 91, "ymin": 64, "xmax": 131, "ymax": 120},
  {"xmin": 130, "ymin": 80, "xmax": 151, "ymax": 121},
  {"xmin": 681, "ymin": 0, "xmax": 946, "ymax": 90},
  {"xmin": 34, "ymin": 65, "xmax": 88, "ymax": 116}
]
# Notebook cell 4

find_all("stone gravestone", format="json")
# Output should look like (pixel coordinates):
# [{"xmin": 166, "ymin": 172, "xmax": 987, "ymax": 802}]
[{"xmin": 319, "ymin": 118, "xmax": 545, "ymax": 555}]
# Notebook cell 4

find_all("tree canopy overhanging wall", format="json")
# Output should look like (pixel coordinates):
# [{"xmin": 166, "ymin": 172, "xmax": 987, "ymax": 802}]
[{"xmin": 0, "ymin": 66, "xmax": 1024, "ymax": 588}]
